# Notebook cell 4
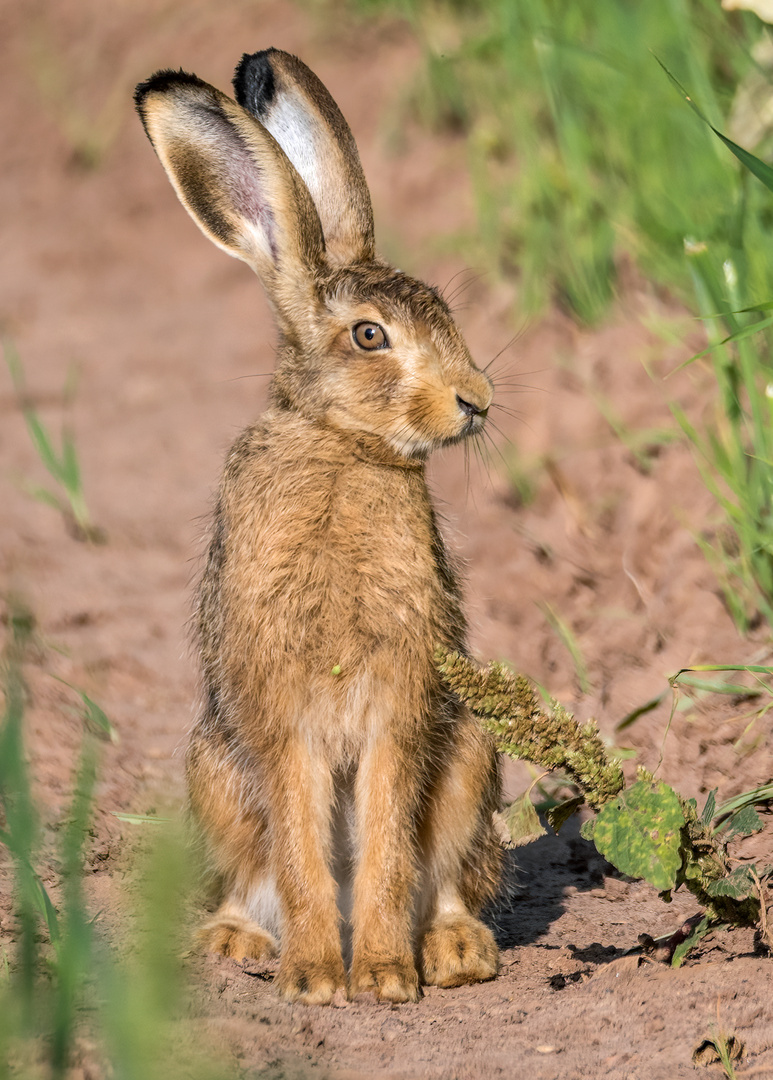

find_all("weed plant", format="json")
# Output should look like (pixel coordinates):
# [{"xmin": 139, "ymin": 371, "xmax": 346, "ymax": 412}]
[
  {"xmin": 0, "ymin": 607, "xmax": 232, "ymax": 1080},
  {"xmin": 439, "ymin": 648, "xmax": 773, "ymax": 961},
  {"xmin": 4, "ymin": 340, "xmax": 104, "ymax": 543}
]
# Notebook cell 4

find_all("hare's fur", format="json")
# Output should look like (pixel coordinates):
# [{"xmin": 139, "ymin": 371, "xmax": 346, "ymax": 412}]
[{"xmin": 136, "ymin": 49, "xmax": 502, "ymax": 1004}]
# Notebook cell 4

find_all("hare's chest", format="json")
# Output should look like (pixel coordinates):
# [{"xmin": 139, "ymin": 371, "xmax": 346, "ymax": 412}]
[
  {"xmin": 323, "ymin": 467, "xmax": 457, "ymax": 619},
  {"xmin": 220, "ymin": 453, "xmax": 464, "ymax": 653}
]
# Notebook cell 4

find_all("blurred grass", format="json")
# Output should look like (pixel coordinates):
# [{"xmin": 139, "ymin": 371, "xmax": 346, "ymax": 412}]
[
  {"xmin": 350, "ymin": 0, "xmax": 771, "ymax": 325},
  {"xmin": 0, "ymin": 602, "xmax": 235, "ymax": 1080},
  {"xmin": 672, "ymin": 244, "xmax": 773, "ymax": 630},
  {"xmin": 344, "ymin": 0, "xmax": 773, "ymax": 630}
]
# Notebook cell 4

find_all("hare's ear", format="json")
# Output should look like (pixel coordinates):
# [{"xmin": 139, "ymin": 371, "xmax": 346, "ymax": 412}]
[
  {"xmin": 234, "ymin": 50, "xmax": 375, "ymax": 265},
  {"xmin": 134, "ymin": 70, "xmax": 325, "ymax": 301}
]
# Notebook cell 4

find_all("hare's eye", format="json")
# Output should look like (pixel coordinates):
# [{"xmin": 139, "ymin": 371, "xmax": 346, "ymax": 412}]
[{"xmin": 353, "ymin": 322, "xmax": 389, "ymax": 351}]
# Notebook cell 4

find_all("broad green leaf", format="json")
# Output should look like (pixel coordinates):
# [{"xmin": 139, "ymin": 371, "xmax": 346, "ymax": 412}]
[
  {"xmin": 723, "ymin": 805, "xmax": 764, "ymax": 839},
  {"xmin": 580, "ymin": 819, "xmax": 595, "ymax": 841},
  {"xmin": 705, "ymin": 865, "xmax": 757, "ymax": 901},
  {"xmin": 546, "ymin": 796, "xmax": 584, "ymax": 834},
  {"xmin": 501, "ymin": 793, "xmax": 547, "ymax": 847},
  {"xmin": 701, "ymin": 789, "xmax": 717, "ymax": 826},
  {"xmin": 591, "ymin": 780, "xmax": 685, "ymax": 891}
]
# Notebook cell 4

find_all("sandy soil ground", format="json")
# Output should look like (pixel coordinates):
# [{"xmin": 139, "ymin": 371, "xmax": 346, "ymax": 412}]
[{"xmin": 1, "ymin": 2, "xmax": 772, "ymax": 1077}]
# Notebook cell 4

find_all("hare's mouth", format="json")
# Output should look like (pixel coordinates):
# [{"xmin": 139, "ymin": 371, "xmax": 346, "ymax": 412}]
[{"xmin": 454, "ymin": 393, "xmax": 489, "ymax": 441}]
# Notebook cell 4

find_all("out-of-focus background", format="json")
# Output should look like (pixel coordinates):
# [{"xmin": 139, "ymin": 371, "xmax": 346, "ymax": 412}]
[{"xmin": 2, "ymin": 2, "xmax": 773, "ymax": 1077}]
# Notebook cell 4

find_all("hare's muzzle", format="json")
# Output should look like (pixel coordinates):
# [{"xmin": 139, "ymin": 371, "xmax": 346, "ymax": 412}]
[
  {"xmin": 456, "ymin": 394, "xmax": 489, "ymax": 421},
  {"xmin": 454, "ymin": 372, "xmax": 492, "ymax": 435}
]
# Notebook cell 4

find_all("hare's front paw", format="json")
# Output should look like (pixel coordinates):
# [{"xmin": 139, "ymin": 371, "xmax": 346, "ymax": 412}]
[
  {"xmin": 349, "ymin": 954, "xmax": 420, "ymax": 1004},
  {"xmin": 199, "ymin": 913, "xmax": 278, "ymax": 962},
  {"xmin": 277, "ymin": 954, "xmax": 347, "ymax": 1005},
  {"xmin": 420, "ymin": 915, "xmax": 498, "ymax": 988}
]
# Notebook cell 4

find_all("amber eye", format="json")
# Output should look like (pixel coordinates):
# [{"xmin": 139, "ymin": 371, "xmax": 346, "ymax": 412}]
[{"xmin": 352, "ymin": 322, "xmax": 389, "ymax": 351}]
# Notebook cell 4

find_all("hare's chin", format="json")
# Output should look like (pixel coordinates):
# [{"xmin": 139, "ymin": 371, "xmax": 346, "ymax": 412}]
[
  {"xmin": 387, "ymin": 434, "xmax": 434, "ymax": 458},
  {"xmin": 447, "ymin": 412, "xmax": 487, "ymax": 441},
  {"xmin": 387, "ymin": 423, "xmax": 483, "ymax": 457}
]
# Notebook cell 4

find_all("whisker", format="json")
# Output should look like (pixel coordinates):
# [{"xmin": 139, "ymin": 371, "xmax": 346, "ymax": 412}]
[
  {"xmin": 464, "ymin": 436, "xmax": 471, "ymax": 500},
  {"xmin": 484, "ymin": 413, "xmax": 513, "ymax": 445},
  {"xmin": 490, "ymin": 376, "xmax": 545, "ymax": 390},
  {"xmin": 495, "ymin": 366, "xmax": 546, "ymax": 379},
  {"xmin": 490, "ymin": 402, "xmax": 528, "ymax": 422},
  {"xmin": 480, "ymin": 426, "xmax": 511, "ymax": 473},
  {"xmin": 444, "ymin": 268, "xmax": 484, "ymax": 309},
  {"xmin": 472, "ymin": 432, "xmax": 492, "ymax": 489},
  {"xmin": 226, "ymin": 372, "xmax": 274, "ymax": 382},
  {"xmin": 483, "ymin": 321, "xmax": 532, "ymax": 373},
  {"xmin": 484, "ymin": 337, "xmax": 519, "ymax": 374}
]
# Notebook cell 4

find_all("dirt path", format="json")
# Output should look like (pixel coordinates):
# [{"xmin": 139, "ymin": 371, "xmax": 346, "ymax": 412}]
[{"xmin": 1, "ymin": 3, "xmax": 772, "ymax": 1077}]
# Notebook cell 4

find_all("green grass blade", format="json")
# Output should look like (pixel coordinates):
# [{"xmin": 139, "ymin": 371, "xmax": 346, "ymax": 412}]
[
  {"xmin": 23, "ymin": 409, "xmax": 64, "ymax": 481},
  {"xmin": 656, "ymin": 54, "xmax": 773, "ymax": 192},
  {"xmin": 23, "ymin": 483, "xmax": 64, "ymax": 511},
  {"xmin": 50, "ymin": 736, "xmax": 99, "ymax": 1076},
  {"xmin": 672, "ymin": 664, "xmax": 773, "ymax": 678},
  {"xmin": 674, "ymin": 313, "xmax": 773, "ymax": 370},
  {"xmin": 51, "ymin": 677, "xmax": 118, "ymax": 743},
  {"xmin": 112, "ymin": 813, "xmax": 172, "ymax": 825},
  {"xmin": 672, "ymin": 675, "xmax": 762, "ymax": 697},
  {"xmin": 539, "ymin": 602, "xmax": 591, "ymax": 693},
  {"xmin": 715, "ymin": 783, "xmax": 773, "ymax": 820},
  {"xmin": 615, "ymin": 691, "xmax": 668, "ymax": 732},
  {"xmin": 60, "ymin": 428, "xmax": 82, "ymax": 494},
  {"xmin": 0, "ymin": 605, "xmax": 53, "ymax": 1009}
]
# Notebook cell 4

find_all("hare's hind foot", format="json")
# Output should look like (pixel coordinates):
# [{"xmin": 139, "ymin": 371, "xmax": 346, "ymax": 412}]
[
  {"xmin": 199, "ymin": 906, "xmax": 278, "ymax": 963},
  {"xmin": 349, "ymin": 954, "xmax": 420, "ymax": 1004},
  {"xmin": 420, "ymin": 914, "xmax": 498, "ymax": 988}
]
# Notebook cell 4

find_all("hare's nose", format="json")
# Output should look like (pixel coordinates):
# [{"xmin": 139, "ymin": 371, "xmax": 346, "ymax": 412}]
[{"xmin": 456, "ymin": 394, "xmax": 489, "ymax": 420}]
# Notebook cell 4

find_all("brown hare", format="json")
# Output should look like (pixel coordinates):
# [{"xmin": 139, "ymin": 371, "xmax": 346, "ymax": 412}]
[{"xmin": 135, "ymin": 48, "xmax": 502, "ymax": 1005}]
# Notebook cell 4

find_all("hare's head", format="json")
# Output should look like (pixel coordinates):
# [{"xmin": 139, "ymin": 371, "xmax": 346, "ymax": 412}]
[{"xmin": 135, "ymin": 50, "xmax": 492, "ymax": 459}]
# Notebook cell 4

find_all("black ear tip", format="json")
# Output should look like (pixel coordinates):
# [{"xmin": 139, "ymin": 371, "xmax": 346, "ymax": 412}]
[
  {"xmin": 134, "ymin": 68, "xmax": 206, "ymax": 112},
  {"xmin": 233, "ymin": 50, "xmax": 277, "ymax": 117}
]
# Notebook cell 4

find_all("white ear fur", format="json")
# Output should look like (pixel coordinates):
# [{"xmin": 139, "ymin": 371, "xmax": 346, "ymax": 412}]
[
  {"xmin": 234, "ymin": 50, "xmax": 375, "ymax": 265},
  {"xmin": 135, "ymin": 70, "xmax": 325, "ymax": 301}
]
